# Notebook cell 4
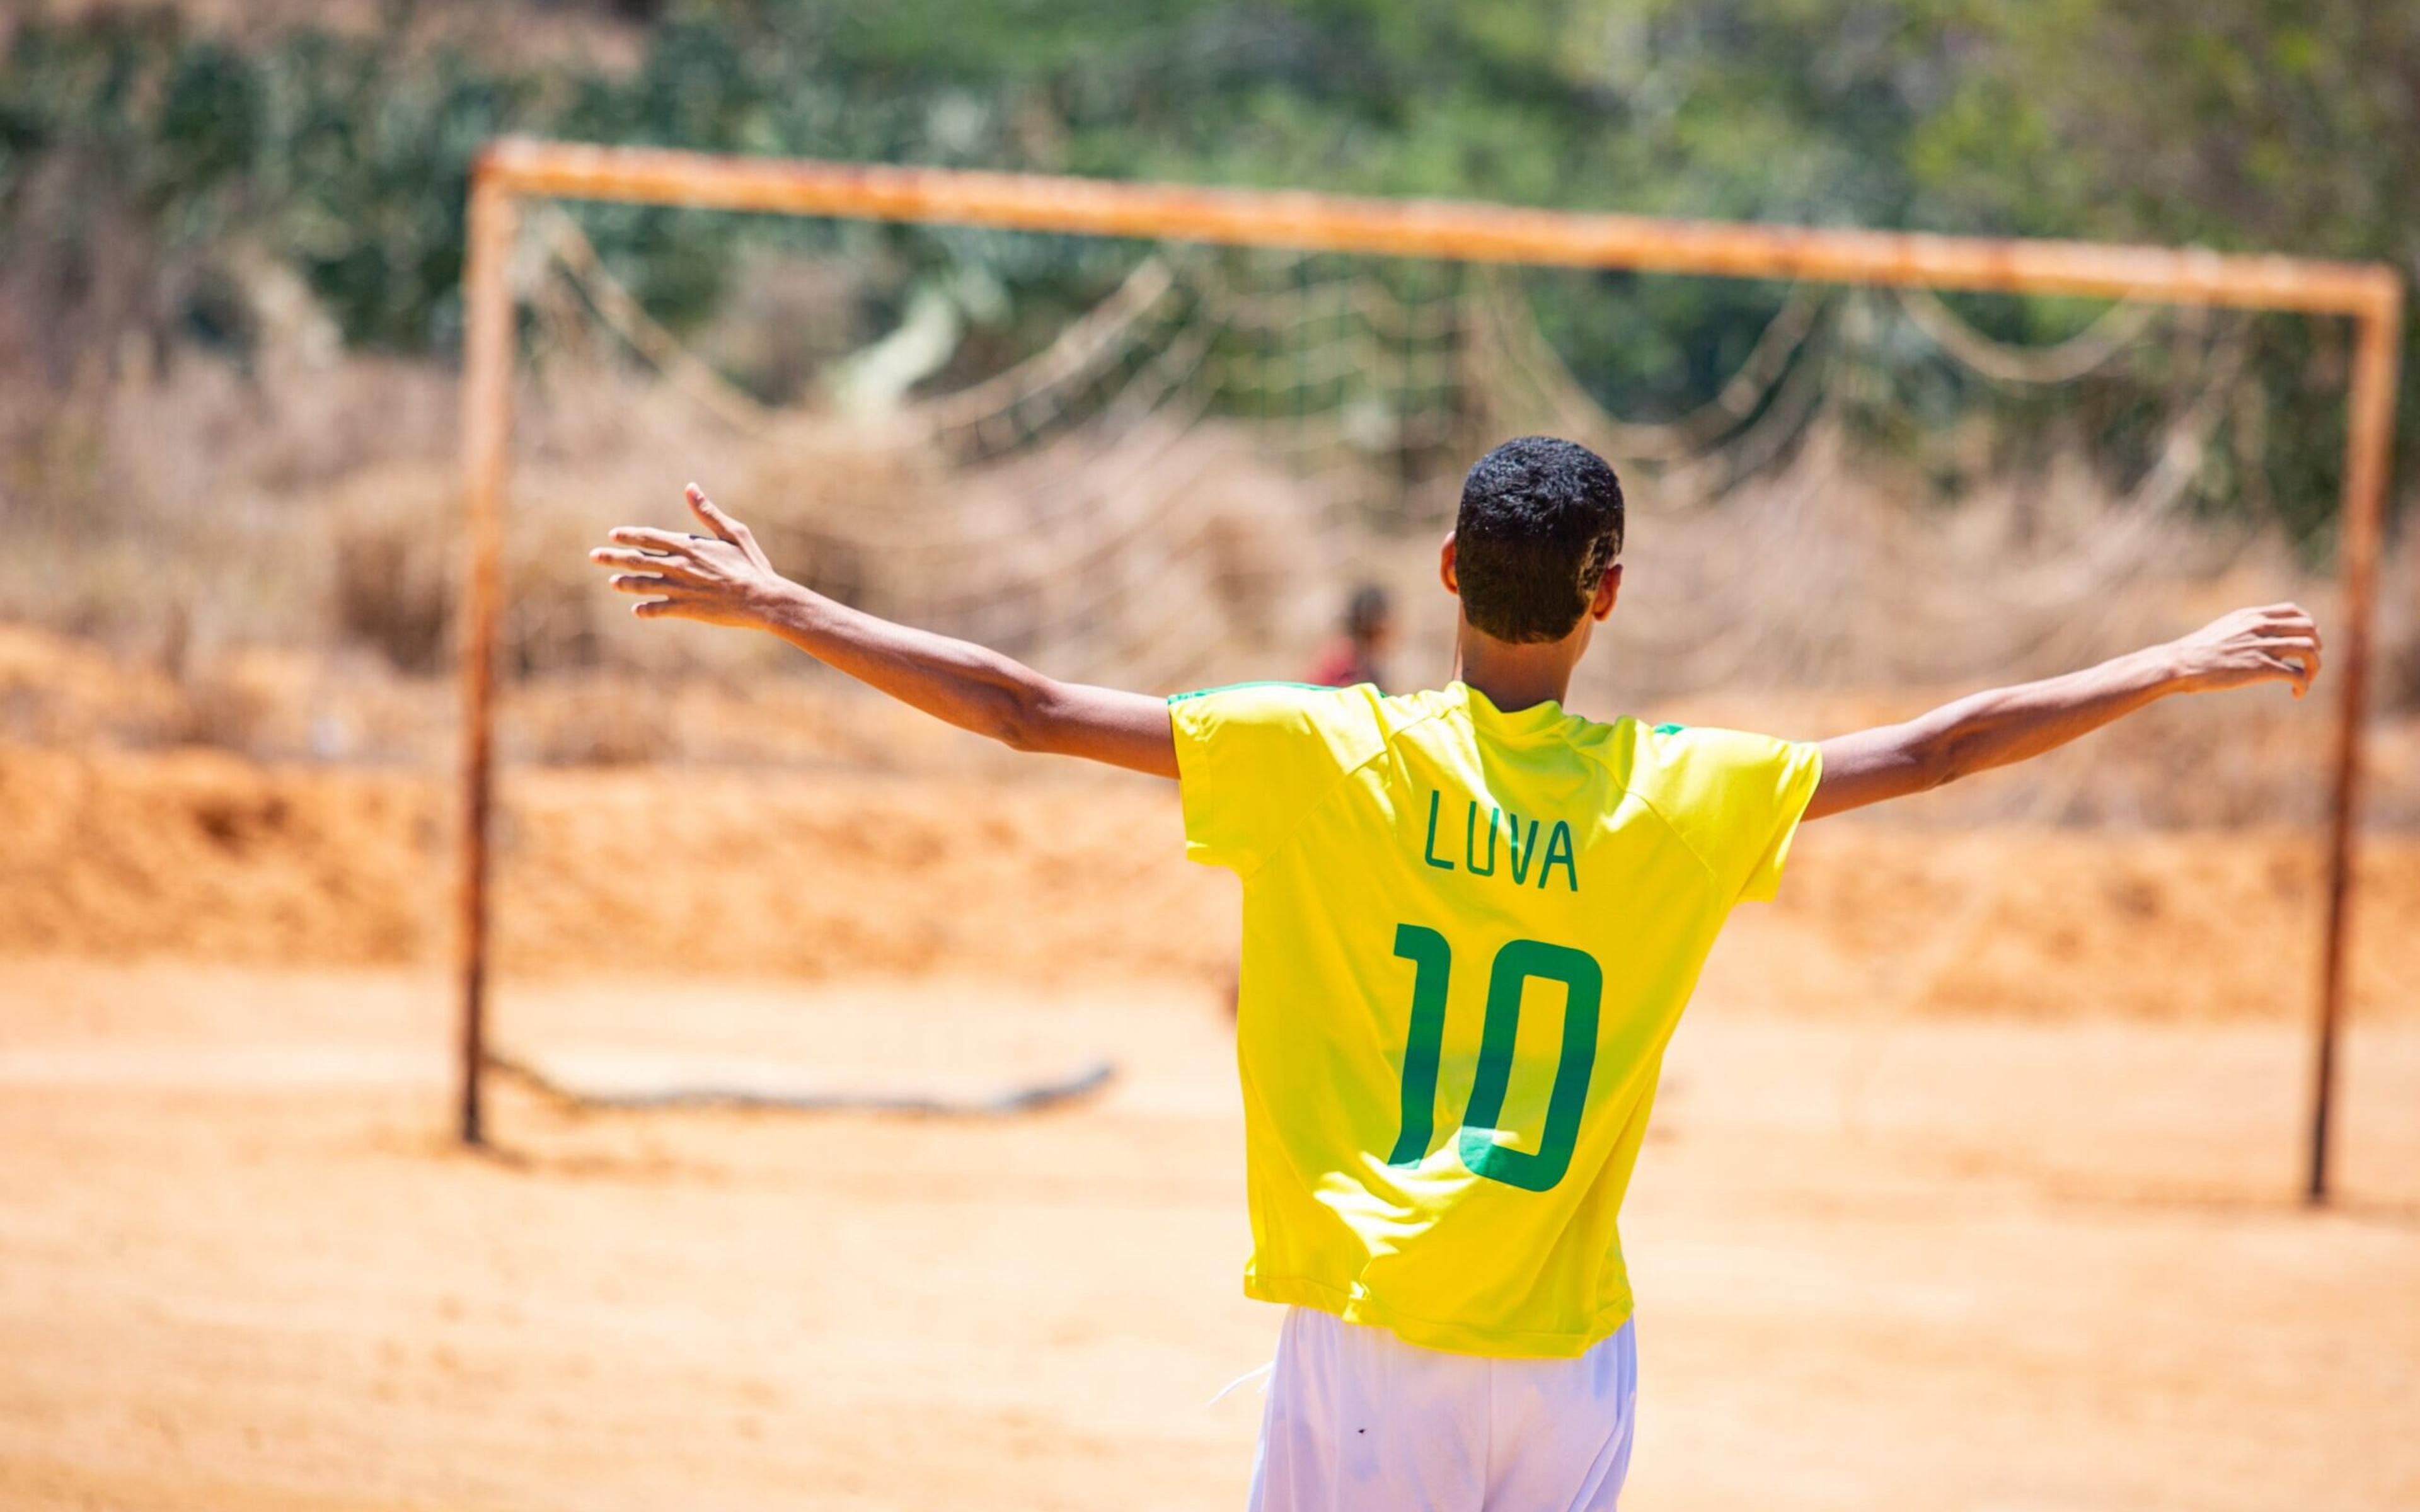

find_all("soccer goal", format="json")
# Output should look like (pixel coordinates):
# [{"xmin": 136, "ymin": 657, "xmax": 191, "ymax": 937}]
[{"xmin": 451, "ymin": 137, "xmax": 2401, "ymax": 1198}]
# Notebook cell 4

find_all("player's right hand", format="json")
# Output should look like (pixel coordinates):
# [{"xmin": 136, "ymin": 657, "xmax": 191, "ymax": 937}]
[
  {"xmin": 589, "ymin": 484, "xmax": 798, "ymax": 629},
  {"xmin": 2167, "ymin": 604, "xmax": 2323, "ymax": 699}
]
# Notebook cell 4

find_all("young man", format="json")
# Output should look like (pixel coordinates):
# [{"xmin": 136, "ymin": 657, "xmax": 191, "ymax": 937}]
[{"xmin": 588, "ymin": 437, "xmax": 2320, "ymax": 1511}]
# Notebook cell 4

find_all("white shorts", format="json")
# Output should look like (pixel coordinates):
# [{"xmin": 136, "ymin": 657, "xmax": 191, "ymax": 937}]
[{"xmin": 1248, "ymin": 1307, "xmax": 1639, "ymax": 1512}]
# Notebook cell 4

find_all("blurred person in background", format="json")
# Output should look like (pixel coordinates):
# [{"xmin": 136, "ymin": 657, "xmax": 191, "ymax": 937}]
[{"xmin": 1306, "ymin": 584, "xmax": 1396, "ymax": 692}]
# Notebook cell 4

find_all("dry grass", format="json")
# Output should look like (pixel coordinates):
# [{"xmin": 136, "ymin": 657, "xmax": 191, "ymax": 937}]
[{"xmin": 5, "ymin": 331, "xmax": 2416, "ymax": 830}]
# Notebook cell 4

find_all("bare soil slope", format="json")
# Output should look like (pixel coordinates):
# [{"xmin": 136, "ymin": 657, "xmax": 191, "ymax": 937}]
[{"xmin": 7, "ymin": 740, "xmax": 2417, "ymax": 1020}]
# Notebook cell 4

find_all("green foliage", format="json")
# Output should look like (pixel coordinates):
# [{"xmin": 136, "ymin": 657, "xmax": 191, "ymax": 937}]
[{"xmin": 1, "ymin": 1, "xmax": 2411, "ymax": 537}]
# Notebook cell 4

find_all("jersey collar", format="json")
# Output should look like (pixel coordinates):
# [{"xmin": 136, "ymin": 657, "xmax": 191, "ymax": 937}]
[{"xmin": 1455, "ymin": 681, "xmax": 1584, "ymax": 740}]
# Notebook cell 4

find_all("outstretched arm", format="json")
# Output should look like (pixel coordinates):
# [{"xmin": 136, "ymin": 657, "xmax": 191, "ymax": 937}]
[
  {"xmin": 589, "ymin": 485, "xmax": 1179, "ymax": 778},
  {"xmin": 1805, "ymin": 604, "xmax": 2322, "ymax": 822}
]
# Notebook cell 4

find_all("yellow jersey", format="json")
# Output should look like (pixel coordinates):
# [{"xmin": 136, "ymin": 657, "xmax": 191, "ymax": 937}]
[{"xmin": 1170, "ymin": 680, "xmax": 1821, "ymax": 1358}]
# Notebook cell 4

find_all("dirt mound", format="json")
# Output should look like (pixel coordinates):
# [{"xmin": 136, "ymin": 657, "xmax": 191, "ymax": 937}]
[
  {"xmin": 2, "ymin": 743, "xmax": 436, "ymax": 965},
  {"xmin": 0, "ymin": 625, "xmax": 190, "ymax": 745},
  {"xmin": 8, "ymin": 742, "xmax": 2418, "ymax": 1020},
  {"xmin": 1727, "ymin": 823, "xmax": 2420, "ymax": 1021},
  {"xmin": 0, "ymin": 743, "xmax": 1219, "ymax": 982}
]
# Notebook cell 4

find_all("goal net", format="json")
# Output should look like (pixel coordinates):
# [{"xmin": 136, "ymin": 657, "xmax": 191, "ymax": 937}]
[{"xmin": 451, "ymin": 140, "xmax": 2400, "ymax": 1194}]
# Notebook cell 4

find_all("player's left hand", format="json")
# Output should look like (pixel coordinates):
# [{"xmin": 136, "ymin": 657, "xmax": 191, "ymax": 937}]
[
  {"xmin": 589, "ymin": 484, "xmax": 797, "ymax": 627},
  {"xmin": 2167, "ymin": 602, "xmax": 2323, "ymax": 699}
]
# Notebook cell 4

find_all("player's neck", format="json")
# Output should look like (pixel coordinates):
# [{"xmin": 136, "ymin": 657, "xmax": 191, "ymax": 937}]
[{"xmin": 1451, "ymin": 624, "xmax": 1584, "ymax": 714}]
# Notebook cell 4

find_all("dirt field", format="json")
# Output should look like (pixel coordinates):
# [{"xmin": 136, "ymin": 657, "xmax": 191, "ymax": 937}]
[
  {"xmin": 2, "ymin": 958, "xmax": 2416, "ymax": 1511},
  {"xmin": 7, "ymin": 726, "xmax": 2420, "ymax": 1509}
]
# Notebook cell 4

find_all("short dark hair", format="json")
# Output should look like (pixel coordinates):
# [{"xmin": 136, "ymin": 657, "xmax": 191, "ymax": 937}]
[{"xmin": 1453, "ymin": 437, "xmax": 1625, "ymax": 643}]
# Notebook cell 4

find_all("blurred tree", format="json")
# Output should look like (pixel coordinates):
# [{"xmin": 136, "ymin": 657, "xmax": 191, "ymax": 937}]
[{"xmin": 0, "ymin": 0, "xmax": 2410, "ymax": 537}]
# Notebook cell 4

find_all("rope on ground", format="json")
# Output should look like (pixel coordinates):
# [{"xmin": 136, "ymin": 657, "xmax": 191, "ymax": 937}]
[{"xmin": 484, "ymin": 1048, "xmax": 1115, "ymax": 1116}]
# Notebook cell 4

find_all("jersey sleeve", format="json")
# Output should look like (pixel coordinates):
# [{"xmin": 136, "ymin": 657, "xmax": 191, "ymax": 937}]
[
  {"xmin": 1644, "ymin": 725, "xmax": 1824, "ymax": 904},
  {"xmin": 1167, "ymin": 682, "xmax": 1383, "ymax": 875}
]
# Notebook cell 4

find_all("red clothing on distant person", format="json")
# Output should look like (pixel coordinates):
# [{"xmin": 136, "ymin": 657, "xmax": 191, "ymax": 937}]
[{"xmin": 1306, "ymin": 640, "xmax": 1383, "ymax": 690}]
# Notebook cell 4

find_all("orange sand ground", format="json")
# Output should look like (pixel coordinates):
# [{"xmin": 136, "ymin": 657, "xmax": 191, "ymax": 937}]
[
  {"xmin": 6, "ymin": 740, "xmax": 2420, "ymax": 1508},
  {"xmin": 2, "ymin": 960, "xmax": 2416, "ymax": 1511}
]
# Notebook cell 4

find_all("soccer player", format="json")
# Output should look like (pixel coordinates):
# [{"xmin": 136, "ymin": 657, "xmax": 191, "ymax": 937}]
[{"xmin": 588, "ymin": 437, "xmax": 2320, "ymax": 1511}]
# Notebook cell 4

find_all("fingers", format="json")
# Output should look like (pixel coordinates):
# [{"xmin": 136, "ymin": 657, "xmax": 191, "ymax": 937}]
[
  {"xmin": 607, "ymin": 526, "xmax": 704, "ymax": 556},
  {"xmin": 2262, "ymin": 605, "xmax": 2320, "ymax": 640},
  {"xmin": 591, "ymin": 493, "xmax": 756, "ymax": 626},
  {"xmin": 613, "ymin": 578, "xmax": 701, "ymax": 619},
  {"xmin": 2289, "ymin": 646, "xmax": 2319, "ymax": 697},
  {"xmin": 686, "ymin": 483, "xmax": 752, "ymax": 547},
  {"xmin": 2211, "ymin": 605, "xmax": 2322, "ymax": 700},
  {"xmin": 604, "ymin": 572, "xmax": 676, "ymax": 596},
  {"xmin": 597, "ymin": 487, "xmax": 758, "ymax": 586},
  {"xmin": 2252, "ymin": 650, "xmax": 2319, "ymax": 699},
  {"xmin": 591, "ymin": 547, "xmax": 701, "ymax": 582},
  {"xmin": 2225, "ymin": 602, "xmax": 2313, "ymax": 633},
  {"xmin": 2258, "ymin": 622, "xmax": 2322, "ymax": 696}
]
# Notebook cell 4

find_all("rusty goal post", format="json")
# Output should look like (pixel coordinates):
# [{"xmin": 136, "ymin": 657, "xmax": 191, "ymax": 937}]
[{"xmin": 454, "ymin": 138, "xmax": 2401, "ymax": 1196}]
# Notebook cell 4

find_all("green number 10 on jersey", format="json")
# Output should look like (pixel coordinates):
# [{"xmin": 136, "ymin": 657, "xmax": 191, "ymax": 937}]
[{"xmin": 1385, "ymin": 922, "xmax": 1604, "ymax": 1193}]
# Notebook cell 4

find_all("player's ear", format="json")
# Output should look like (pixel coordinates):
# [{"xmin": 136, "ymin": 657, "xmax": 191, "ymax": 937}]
[
  {"xmin": 1439, "ymin": 532, "xmax": 1459, "ymax": 595},
  {"xmin": 1589, "ymin": 563, "xmax": 1622, "ymax": 622}
]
